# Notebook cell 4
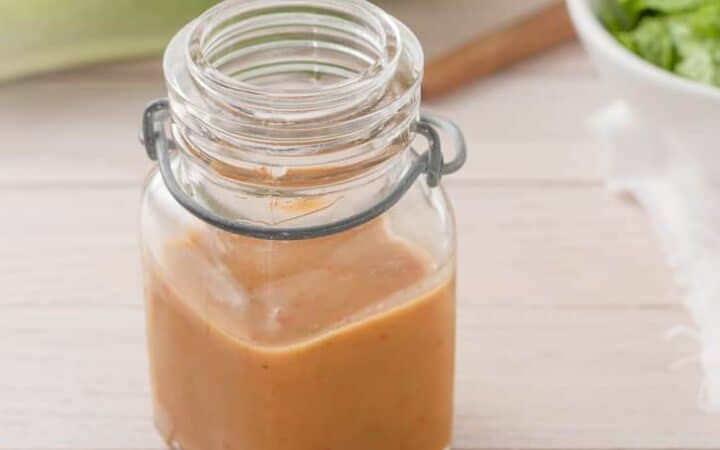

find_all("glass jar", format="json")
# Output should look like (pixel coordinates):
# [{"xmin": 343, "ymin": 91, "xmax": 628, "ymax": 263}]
[{"xmin": 138, "ymin": 1, "xmax": 465, "ymax": 450}]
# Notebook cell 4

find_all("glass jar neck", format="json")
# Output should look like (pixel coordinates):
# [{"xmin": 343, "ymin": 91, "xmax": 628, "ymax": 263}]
[{"xmin": 163, "ymin": 0, "xmax": 423, "ymax": 191}]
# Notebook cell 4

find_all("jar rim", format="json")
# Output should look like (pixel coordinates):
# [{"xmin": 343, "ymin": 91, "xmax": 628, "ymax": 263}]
[
  {"xmin": 163, "ymin": 0, "xmax": 423, "ymax": 151},
  {"xmin": 161, "ymin": 0, "xmax": 424, "ymax": 199},
  {"xmin": 187, "ymin": 0, "xmax": 402, "ymax": 101}
]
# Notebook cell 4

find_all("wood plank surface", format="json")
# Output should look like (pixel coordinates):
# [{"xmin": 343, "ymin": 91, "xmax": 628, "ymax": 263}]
[
  {"xmin": 1, "ymin": 305, "xmax": 711, "ymax": 449},
  {"xmin": 1, "ymin": 184, "xmax": 703, "ymax": 449},
  {"xmin": 0, "ymin": 45, "xmax": 605, "ymax": 186},
  {"xmin": 1, "ymin": 43, "xmax": 716, "ymax": 450},
  {"xmin": 1, "ymin": 185, "xmax": 678, "ymax": 309}
]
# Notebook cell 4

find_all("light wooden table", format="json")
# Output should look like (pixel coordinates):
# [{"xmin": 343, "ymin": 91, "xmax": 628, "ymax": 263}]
[{"xmin": 1, "ymin": 43, "xmax": 718, "ymax": 450}]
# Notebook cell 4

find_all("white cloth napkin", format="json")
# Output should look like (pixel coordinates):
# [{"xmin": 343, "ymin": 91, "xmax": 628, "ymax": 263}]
[{"xmin": 592, "ymin": 101, "xmax": 720, "ymax": 411}]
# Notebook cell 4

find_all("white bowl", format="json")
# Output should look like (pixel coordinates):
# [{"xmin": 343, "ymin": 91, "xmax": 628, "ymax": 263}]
[{"xmin": 566, "ymin": 0, "xmax": 720, "ymax": 176}]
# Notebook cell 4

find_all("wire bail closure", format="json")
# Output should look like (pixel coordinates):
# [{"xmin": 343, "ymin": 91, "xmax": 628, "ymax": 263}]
[{"xmin": 140, "ymin": 98, "xmax": 466, "ymax": 240}]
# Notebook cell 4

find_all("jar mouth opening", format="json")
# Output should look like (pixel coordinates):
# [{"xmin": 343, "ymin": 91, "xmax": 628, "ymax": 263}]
[
  {"xmin": 181, "ymin": 0, "xmax": 414, "ymax": 120},
  {"xmin": 163, "ymin": 0, "xmax": 423, "ymax": 175},
  {"xmin": 187, "ymin": 0, "xmax": 400, "ymax": 101}
]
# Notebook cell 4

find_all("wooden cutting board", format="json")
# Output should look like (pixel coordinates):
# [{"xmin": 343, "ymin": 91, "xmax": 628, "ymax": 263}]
[
  {"xmin": 374, "ymin": 0, "xmax": 559, "ymax": 58},
  {"xmin": 374, "ymin": 0, "xmax": 576, "ymax": 98}
]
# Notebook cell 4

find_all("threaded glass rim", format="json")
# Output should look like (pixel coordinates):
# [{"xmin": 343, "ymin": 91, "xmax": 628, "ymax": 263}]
[{"xmin": 163, "ymin": 0, "xmax": 423, "ymax": 178}]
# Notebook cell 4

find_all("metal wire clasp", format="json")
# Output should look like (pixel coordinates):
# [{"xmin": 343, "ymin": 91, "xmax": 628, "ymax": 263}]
[{"xmin": 140, "ymin": 98, "xmax": 466, "ymax": 240}]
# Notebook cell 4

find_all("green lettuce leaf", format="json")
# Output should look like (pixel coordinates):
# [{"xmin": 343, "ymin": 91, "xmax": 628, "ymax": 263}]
[{"xmin": 599, "ymin": 0, "xmax": 720, "ymax": 87}]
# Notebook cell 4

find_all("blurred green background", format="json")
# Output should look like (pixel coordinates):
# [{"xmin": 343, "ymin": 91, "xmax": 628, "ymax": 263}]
[{"xmin": 0, "ymin": 0, "xmax": 219, "ymax": 82}]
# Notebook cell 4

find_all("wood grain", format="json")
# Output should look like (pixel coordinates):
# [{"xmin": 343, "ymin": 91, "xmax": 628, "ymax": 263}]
[
  {"xmin": 0, "ymin": 45, "xmax": 605, "ymax": 187},
  {"xmin": 1, "ymin": 305, "xmax": 712, "ymax": 449},
  {"xmin": 1, "ymin": 185, "xmax": 677, "ymax": 309},
  {"xmin": 0, "ymin": 184, "xmax": 693, "ymax": 448},
  {"xmin": 1, "ymin": 43, "xmax": 714, "ymax": 450},
  {"xmin": 423, "ymin": 2, "xmax": 577, "ymax": 99}
]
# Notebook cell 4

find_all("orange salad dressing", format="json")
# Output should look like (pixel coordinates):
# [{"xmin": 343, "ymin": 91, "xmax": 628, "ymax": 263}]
[{"xmin": 144, "ymin": 219, "xmax": 455, "ymax": 450}]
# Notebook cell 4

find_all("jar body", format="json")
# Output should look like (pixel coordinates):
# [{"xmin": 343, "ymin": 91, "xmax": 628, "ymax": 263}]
[
  {"xmin": 140, "ymin": 0, "xmax": 462, "ymax": 448},
  {"xmin": 141, "ymin": 163, "xmax": 456, "ymax": 450}
]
